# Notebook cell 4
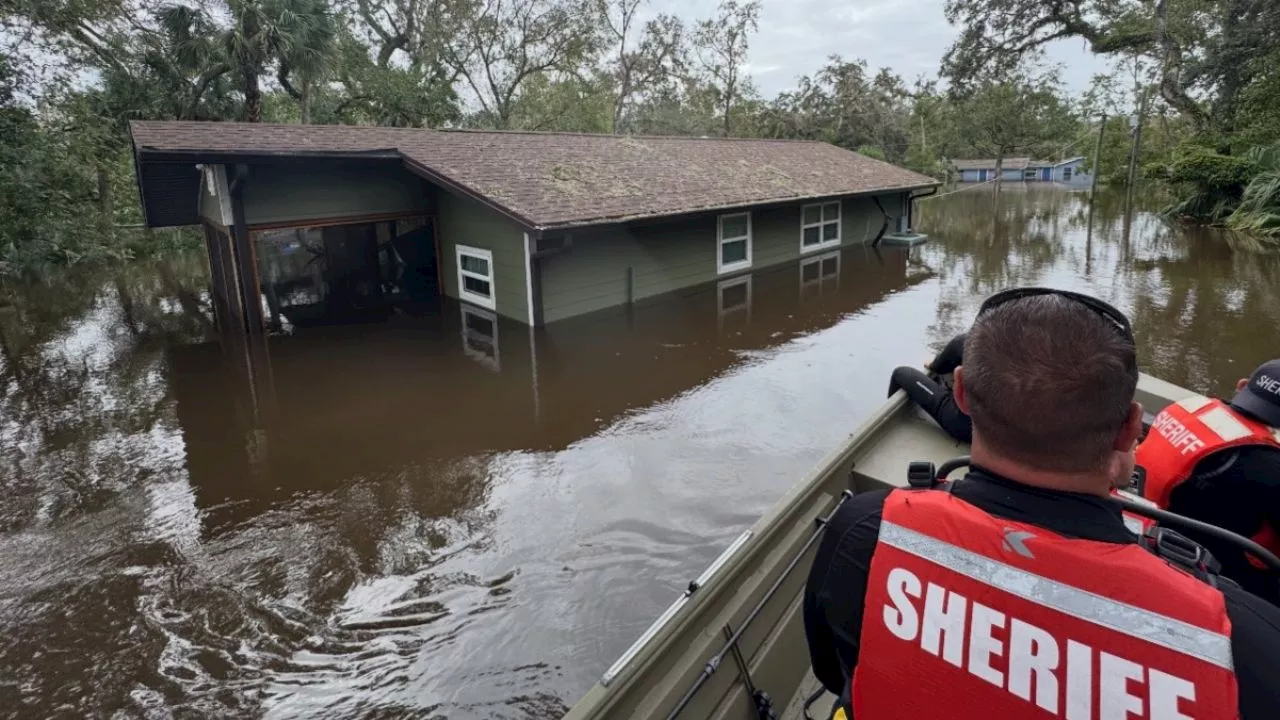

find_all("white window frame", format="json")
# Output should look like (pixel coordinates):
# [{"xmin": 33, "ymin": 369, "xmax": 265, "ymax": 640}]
[
  {"xmin": 456, "ymin": 244, "xmax": 496, "ymax": 310},
  {"xmin": 460, "ymin": 304, "xmax": 500, "ymax": 371},
  {"xmin": 717, "ymin": 212, "xmax": 753, "ymax": 275},
  {"xmin": 800, "ymin": 201, "xmax": 842, "ymax": 254}
]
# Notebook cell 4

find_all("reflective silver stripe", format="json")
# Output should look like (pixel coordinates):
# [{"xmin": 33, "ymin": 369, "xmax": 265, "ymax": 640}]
[
  {"xmin": 1198, "ymin": 406, "xmax": 1253, "ymax": 442},
  {"xmin": 879, "ymin": 521, "xmax": 1234, "ymax": 670},
  {"xmin": 1175, "ymin": 395, "xmax": 1214, "ymax": 412},
  {"xmin": 1121, "ymin": 513, "xmax": 1146, "ymax": 535}
]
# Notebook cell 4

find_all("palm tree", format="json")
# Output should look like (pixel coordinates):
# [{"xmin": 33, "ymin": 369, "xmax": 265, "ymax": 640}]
[
  {"xmin": 273, "ymin": 0, "xmax": 338, "ymax": 123},
  {"xmin": 221, "ymin": 0, "xmax": 338, "ymax": 122}
]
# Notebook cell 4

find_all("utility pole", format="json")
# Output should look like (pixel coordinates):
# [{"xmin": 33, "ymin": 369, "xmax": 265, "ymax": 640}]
[
  {"xmin": 1086, "ymin": 112, "xmax": 1108, "ymax": 253},
  {"xmin": 1126, "ymin": 88, "xmax": 1151, "ymax": 206},
  {"xmin": 1088, "ymin": 114, "xmax": 1107, "ymax": 208}
]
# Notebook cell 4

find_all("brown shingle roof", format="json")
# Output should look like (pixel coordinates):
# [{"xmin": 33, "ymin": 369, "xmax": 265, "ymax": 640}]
[
  {"xmin": 951, "ymin": 157, "xmax": 1033, "ymax": 171},
  {"xmin": 130, "ymin": 121, "xmax": 938, "ymax": 230}
]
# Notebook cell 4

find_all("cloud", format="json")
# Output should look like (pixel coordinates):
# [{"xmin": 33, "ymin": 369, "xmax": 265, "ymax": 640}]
[{"xmin": 651, "ymin": 0, "xmax": 1111, "ymax": 97}]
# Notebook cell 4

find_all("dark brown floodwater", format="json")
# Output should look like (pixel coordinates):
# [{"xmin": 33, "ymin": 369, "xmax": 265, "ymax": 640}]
[{"xmin": 1, "ymin": 186, "xmax": 1278, "ymax": 719}]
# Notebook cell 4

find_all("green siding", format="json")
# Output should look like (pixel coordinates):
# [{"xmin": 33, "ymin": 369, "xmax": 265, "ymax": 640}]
[
  {"xmin": 437, "ymin": 189, "xmax": 529, "ymax": 323},
  {"xmin": 241, "ymin": 164, "xmax": 429, "ymax": 226},
  {"xmin": 842, "ymin": 196, "xmax": 903, "ymax": 243},
  {"xmin": 540, "ymin": 192, "xmax": 909, "ymax": 324}
]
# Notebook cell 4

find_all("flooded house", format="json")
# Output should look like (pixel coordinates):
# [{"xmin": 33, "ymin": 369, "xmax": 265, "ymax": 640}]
[
  {"xmin": 128, "ymin": 122, "xmax": 938, "ymax": 333},
  {"xmin": 952, "ymin": 157, "xmax": 1092, "ymax": 184}
]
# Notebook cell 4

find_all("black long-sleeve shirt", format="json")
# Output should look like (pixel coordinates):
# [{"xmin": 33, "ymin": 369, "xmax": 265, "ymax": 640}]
[
  {"xmin": 1168, "ymin": 445, "xmax": 1280, "ymax": 602},
  {"xmin": 803, "ymin": 468, "xmax": 1280, "ymax": 718},
  {"xmin": 927, "ymin": 332, "xmax": 966, "ymax": 377}
]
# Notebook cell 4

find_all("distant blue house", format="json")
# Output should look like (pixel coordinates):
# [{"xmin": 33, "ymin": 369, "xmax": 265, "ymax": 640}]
[{"xmin": 952, "ymin": 157, "xmax": 1091, "ymax": 184}]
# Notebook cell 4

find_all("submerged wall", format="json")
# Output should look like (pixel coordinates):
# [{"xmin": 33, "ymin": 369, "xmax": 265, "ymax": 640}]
[{"xmin": 537, "ymin": 193, "xmax": 908, "ymax": 324}]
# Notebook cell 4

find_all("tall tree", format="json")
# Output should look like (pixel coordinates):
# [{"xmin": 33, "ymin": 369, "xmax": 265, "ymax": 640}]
[
  {"xmin": 764, "ymin": 57, "xmax": 912, "ymax": 161},
  {"xmin": 333, "ymin": 0, "xmax": 462, "ymax": 125},
  {"xmin": 440, "ymin": 0, "xmax": 601, "ymax": 129},
  {"xmin": 597, "ymin": 0, "xmax": 685, "ymax": 133},
  {"xmin": 692, "ymin": 0, "xmax": 759, "ymax": 136},
  {"xmin": 218, "ymin": 0, "xmax": 340, "ymax": 122},
  {"xmin": 941, "ymin": 0, "xmax": 1280, "ymax": 138},
  {"xmin": 274, "ymin": 0, "xmax": 339, "ymax": 123},
  {"xmin": 954, "ymin": 72, "xmax": 1077, "ymax": 189}
]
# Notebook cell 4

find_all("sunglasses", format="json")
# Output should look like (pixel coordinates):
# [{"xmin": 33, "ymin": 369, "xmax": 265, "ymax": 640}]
[{"xmin": 978, "ymin": 287, "xmax": 1134, "ymax": 342}]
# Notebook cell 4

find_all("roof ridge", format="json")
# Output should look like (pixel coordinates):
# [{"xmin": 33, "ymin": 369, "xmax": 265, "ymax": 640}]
[
  {"xmin": 130, "ymin": 119, "xmax": 431, "ymax": 132},
  {"xmin": 438, "ymin": 128, "xmax": 826, "ymax": 144}
]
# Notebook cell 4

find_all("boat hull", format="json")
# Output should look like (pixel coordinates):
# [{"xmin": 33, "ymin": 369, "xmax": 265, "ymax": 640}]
[{"xmin": 563, "ymin": 374, "xmax": 1195, "ymax": 719}]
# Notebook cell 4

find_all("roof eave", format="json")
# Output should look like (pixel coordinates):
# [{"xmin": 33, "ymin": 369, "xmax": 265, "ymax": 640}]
[
  {"xmin": 531, "ymin": 182, "xmax": 941, "ymax": 235},
  {"xmin": 128, "ymin": 123, "xmax": 155, "ymax": 228},
  {"xmin": 135, "ymin": 147, "xmax": 404, "ymax": 164}
]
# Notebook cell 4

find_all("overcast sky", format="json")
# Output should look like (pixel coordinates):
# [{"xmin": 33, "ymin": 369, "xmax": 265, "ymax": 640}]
[{"xmin": 654, "ymin": 0, "xmax": 1113, "ymax": 98}]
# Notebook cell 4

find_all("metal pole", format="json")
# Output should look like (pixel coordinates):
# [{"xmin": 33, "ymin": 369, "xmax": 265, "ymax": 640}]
[
  {"xmin": 1088, "ymin": 113, "xmax": 1107, "ymax": 208},
  {"xmin": 1086, "ymin": 113, "xmax": 1108, "ymax": 258},
  {"xmin": 1126, "ymin": 89, "xmax": 1150, "ymax": 208}
]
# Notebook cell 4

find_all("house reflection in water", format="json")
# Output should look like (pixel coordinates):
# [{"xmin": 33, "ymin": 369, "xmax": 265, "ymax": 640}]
[{"xmin": 169, "ymin": 245, "xmax": 929, "ymax": 532}]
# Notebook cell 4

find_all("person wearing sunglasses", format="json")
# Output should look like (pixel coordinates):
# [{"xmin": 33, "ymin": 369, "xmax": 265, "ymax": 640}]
[
  {"xmin": 887, "ymin": 331, "xmax": 971, "ymax": 443},
  {"xmin": 1131, "ymin": 358, "xmax": 1280, "ymax": 604},
  {"xmin": 803, "ymin": 287, "xmax": 1280, "ymax": 720}
]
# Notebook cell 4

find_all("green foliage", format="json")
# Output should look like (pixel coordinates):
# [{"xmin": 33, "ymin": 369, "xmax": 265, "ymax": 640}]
[
  {"xmin": 6, "ymin": 0, "xmax": 1278, "ymax": 264},
  {"xmin": 1226, "ymin": 145, "xmax": 1280, "ymax": 237},
  {"xmin": 1168, "ymin": 146, "xmax": 1256, "ymax": 191},
  {"xmin": 764, "ymin": 57, "xmax": 911, "ymax": 162},
  {"xmin": 1234, "ymin": 47, "xmax": 1280, "ymax": 150},
  {"xmin": 855, "ymin": 144, "xmax": 886, "ymax": 161},
  {"xmin": 1159, "ymin": 142, "xmax": 1280, "ymax": 234},
  {"xmin": 940, "ymin": 0, "xmax": 1280, "ymax": 237},
  {"xmin": 951, "ymin": 72, "xmax": 1079, "ymax": 166}
]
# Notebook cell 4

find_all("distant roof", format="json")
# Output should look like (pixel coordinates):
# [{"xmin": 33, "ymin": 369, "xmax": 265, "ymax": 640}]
[
  {"xmin": 130, "ymin": 121, "xmax": 938, "ymax": 231},
  {"xmin": 951, "ymin": 158, "xmax": 1032, "ymax": 171},
  {"xmin": 951, "ymin": 157, "xmax": 1088, "ymax": 171}
]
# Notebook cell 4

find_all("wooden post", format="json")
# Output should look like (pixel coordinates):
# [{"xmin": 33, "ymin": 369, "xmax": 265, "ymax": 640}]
[
  {"xmin": 1088, "ymin": 114, "xmax": 1108, "ymax": 208},
  {"xmin": 228, "ymin": 165, "xmax": 266, "ymax": 334},
  {"xmin": 432, "ymin": 215, "xmax": 444, "ymax": 297},
  {"xmin": 1084, "ymin": 116, "xmax": 1105, "ymax": 278},
  {"xmin": 1126, "ymin": 89, "xmax": 1150, "ymax": 207},
  {"xmin": 204, "ymin": 223, "xmax": 246, "ymax": 334}
]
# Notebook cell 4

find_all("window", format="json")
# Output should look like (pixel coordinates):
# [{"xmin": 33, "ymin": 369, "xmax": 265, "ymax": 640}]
[
  {"xmin": 717, "ymin": 275, "xmax": 752, "ymax": 329},
  {"xmin": 1063, "ymin": 166, "xmax": 1073, "ymax": 181},
  {"xmin": 461, "ymin": 305, "xmax": 500, "ymax": 371},
  {"xmin": 801, "ymin": 202, "xmax": 842, "ymax": 253},
  {"xmin": 800, "ymin": 251, "xmax": 840, "ymax": 297},
  {"xmin": 456, "ymin": 244, "xmax": 495, "ymax": 310},
  {"xmin": 717, "ymin": 212, "xmax": 752, "ymax": 275},
  {"xmin": 1023, "ymin": 168, "xmax": 1037, "ymax": 180}
]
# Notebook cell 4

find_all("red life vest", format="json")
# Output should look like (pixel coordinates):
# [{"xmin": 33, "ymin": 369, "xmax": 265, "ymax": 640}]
[
  {"xmin": 1129, "ymin": 396, "xmax": 1280, "ymax": 560},
  {"xmin": 846, "ymin": 489, "xmax": 1238, "ymax": 720}
]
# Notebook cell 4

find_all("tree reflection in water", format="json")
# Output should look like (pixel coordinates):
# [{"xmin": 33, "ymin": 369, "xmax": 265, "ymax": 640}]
[{"xmin": 916, "ymin": 184, "xmax": 1280, "ymax": 396}]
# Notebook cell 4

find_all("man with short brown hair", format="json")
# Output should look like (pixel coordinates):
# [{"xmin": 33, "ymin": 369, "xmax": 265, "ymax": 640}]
[
  {"xmin": 958, "ymin": 291, "xmax": 1141, "ymax": 479},
  {"xmin": 804, "ymin": 287, "xmax": 1280, "ymax": 720}
]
